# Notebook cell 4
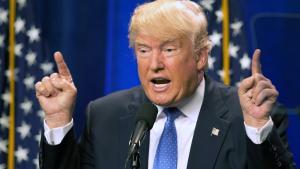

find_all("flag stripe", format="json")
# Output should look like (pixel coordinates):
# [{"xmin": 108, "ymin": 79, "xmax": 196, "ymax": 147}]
[
  {"xmin": 221, "ymin": 0, "xmax": 230, "ymax": 85},
  {"xmin": 8, "ymin": 0, "xmax": 16, "ymax": 168}
]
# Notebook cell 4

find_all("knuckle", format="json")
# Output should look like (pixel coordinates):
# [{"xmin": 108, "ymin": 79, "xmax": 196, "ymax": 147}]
[
  {"xmin": 240, "ymin": 77, "xmax": 250, "ymax": 86},
  {"xmin": 50, "ymin": 73, "xmax": 59, "ymax": 78},
  {"xmin": 258, "ymin": 81, "xmax": 268, "ymax": 88},
  {"xmin": 253, "ymin": 73, "xmax": 260, "ymax": 78},
  {"xmin": 42, "ymin": 76, "xmax": 50, "ymax": 82},
  {"xmin": 35, "ymin": 81, "xmax": 41, "ymax": 88},
  {"xmin": 274, "ymin": 90, "xmax": 279, "ymax": 97},
  {"xmin": 37, "ymin": 83, "xmax": 45, "ymax": 92},
  {"xmin": 253, "ymin": 74, "xmax": 262, "ymax": 81}
]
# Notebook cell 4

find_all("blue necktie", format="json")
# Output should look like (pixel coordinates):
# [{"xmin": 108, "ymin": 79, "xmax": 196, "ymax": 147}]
[{"xmin": 153, "ymin": 107, "xmax": 181, "ymax": 169}]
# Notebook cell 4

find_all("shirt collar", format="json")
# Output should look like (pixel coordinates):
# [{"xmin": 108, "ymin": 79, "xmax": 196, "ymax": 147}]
[{"xmin": 154, "ymin": 77, "xmax": 205, "ymax": 122}]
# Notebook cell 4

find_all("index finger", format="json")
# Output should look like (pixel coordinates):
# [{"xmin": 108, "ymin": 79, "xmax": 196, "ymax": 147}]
[
  {"xmin": 54, "ymin": 51, "xmax": 72, "ymax": 81},
  {"xmin": 251, "ymin": 49, "xmax": 262, "ymax": 74}
]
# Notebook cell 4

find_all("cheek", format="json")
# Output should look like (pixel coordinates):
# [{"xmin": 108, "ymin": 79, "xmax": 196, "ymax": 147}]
[
  {"xmin": 173, "ymin": 64, "xmax": 199, "ymax": 90},
  {"xmin": 137, "ymin": 61, "xmax": 148, "ymax": 83}
]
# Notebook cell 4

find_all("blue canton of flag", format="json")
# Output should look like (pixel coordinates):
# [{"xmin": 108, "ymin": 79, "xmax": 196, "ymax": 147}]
[
  {"xmin": 0, "ymin": 0, "xmax": 54, "ymax": 168},
  {"xmin": 198, "ymin": 0, "xmax": 251, "ymax": 86}
]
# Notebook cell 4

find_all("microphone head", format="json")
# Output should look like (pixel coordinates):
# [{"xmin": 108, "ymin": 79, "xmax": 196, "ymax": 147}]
[{"xmin": 135, "ymin": 103, "xmax": 158, "ymax": 130}]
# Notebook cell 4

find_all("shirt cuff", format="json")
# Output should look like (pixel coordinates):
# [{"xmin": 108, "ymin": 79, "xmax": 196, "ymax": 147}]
[
  {"xmin": 244, "ymin": 117, "xmax": 274, "ymax": 144},
  {"xmin": 43, "ymin": 119, "xmax": 73, "ymax": 145}
]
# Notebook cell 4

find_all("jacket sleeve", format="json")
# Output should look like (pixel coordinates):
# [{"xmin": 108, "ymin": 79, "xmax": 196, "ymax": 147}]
[
  {"xmin": 39, "ymin": 128, "xmax": 80, "ymax": 169},
  {"xmin": 39, "ymin": 102, "xmax": 95, "ymax": 169},
  {"xmin": 246, "ymin": 103, "xmax": 296, "ymax": 169}
]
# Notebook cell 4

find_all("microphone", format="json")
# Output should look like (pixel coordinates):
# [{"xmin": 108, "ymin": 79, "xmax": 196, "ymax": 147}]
[{"xmin": 126, "ymin": 103, "xmax": 158, "ymax": 164}]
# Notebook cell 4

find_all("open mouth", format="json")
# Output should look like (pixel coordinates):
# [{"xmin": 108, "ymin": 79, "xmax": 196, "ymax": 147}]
[
  {"xmin": 151, "ymin": 78, "xmax": 170, "ymax": 84},
  {"xmin": 150, "ymin": 78, "xmax": 171, "ymax": 91}
]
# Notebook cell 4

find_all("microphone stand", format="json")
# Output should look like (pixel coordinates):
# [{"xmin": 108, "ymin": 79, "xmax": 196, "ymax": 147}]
[
  {"xmin": 131, "ymin": 150, "xmax": 141, "ymax": 169},
  {"xmin": 125, "ymin": 142, "xmax": 142, "ymax": 169},
  {"xmin": 126, "ymin": 124, "xmax": 147, "ymax": 169}
]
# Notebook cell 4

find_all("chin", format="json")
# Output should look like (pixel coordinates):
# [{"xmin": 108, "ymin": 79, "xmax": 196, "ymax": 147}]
[{"xmin": 148, "ymin": 94, "xmax": 174, "ymax": 106}]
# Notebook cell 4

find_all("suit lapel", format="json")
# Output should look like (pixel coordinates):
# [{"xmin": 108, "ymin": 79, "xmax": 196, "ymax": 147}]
[
  {"xmin": 117, "ymin": 79, "xmax": 233, "ymax": 169},
  {"xmin": 118, "ymin": 89, "xmax": 150, "ymax": 169},
  {"xmin": 187, "ymin": 77, "xmax": 231, "ymax": 169}
]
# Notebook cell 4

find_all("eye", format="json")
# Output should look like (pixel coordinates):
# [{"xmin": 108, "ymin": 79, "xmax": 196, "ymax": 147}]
[
  {"xmin": 165, "ymin": 48, "xmax": 175, "ymax": 52},
  {"xmin": 162, "ymin": 46, "xmax": 178, "ymax": 57},
  {"xmin": 136, "ymin": 47, "xmax": 151, "ymax": 58},
  {"xmin": 139, "ymin": 49, "xmax": 148, "ymax": 53}
]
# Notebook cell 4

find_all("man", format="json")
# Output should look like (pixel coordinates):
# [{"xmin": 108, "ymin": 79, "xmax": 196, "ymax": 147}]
[{"xmin": 35, "ymin": 0, "xmax": 295, "ymax": 168}]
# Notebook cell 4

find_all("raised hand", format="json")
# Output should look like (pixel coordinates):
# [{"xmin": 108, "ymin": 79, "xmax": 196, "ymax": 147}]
[
  {"xmin": 238, "ymin": 49, "xmax": 278, "ymax": 128},
  {"xmin": 35, "ymin": 52, "xmax": 77, "ymax": 128}
]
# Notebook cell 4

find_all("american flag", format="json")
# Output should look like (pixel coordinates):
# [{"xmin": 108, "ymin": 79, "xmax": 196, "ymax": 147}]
[
  {"xmin": 198, "ymin": 0, "xmax": 251, "ymax": 85},
  {"xmin": 0, "ymin": 0, "xmax": 54, "ymax": 168}
]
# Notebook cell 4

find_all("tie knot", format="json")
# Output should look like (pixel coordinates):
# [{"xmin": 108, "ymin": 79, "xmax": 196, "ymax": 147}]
[{"xmin": 164, "ymin": 107, "xmax": 181, "ymax": 121}]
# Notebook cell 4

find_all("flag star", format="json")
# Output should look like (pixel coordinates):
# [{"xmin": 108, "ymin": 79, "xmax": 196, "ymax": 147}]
[
  {"xmin": 215, "ymin": 9, "xmax": 223, "ymax": 23},
  {"xmin": 15, "ymin": 43, "xmax": 24, "ymax": 57},
  {"xmin": 0, "ymin": 139, "xmax": 8, "ymax": 153},
  {"xmin": 33, "ymin": 155, "xmax": 39, "ymax": 169},
  {"xmin": 40, "ymin": 62, "xmax": 54, "ymax": 75},
  {"xmin": 25, "ymin": 51, "xmax": 37, "ymax": 66},
  {"xmin": 217, "ymin": 69, "xmax": 232, "ymax": 82},
  {"xmin": 23, "ymin": 75, "xmax": 35, "ymax": 90},
  {"xmin": 17, "ymin": 0, "xmax": 27, "ymax": 9},
  {"xmin": 20, "ymin": 99, "xmax": 33, "ymax": 114},
  {"xmin": 240, "ymin": 53, "xmax": 251, "ymax": 70},
  {"xmin": 15, "ymin": 146, "xmax": 29, "ymax": 163},
  {"xmin": 0, "ymin": 8, "xmax": 8, "ymax": 24},
  {"xmin": 0, "ymin": 114, "xmax": 9, "ymax": 129},
  {"xmin": 1, "ymin": 90, "xmax": 10, "ymax": 106},
  {"xmin": 230, "ymin": 20, "xmax": 243, "ymax": 36},
  {"xmin": 35, "ymin": 131, "xmax": 41, "ymax": 143},
  {"xmin": 0, "ymin": 164, "xmax": 6, "ymax": 169},
  {"xmin": 199, "ymin": 0, "xmax": 215, "ymax": 12},
  {"xmin": 217, "ymin": 70, "xmax": 225, "ymax": 80},
  {"xmin": 37, "ymin": 109, "xmax": 45, "ymax": 120},
  {"xmin": 15, "ymin": 17, "xmax": 26, "ymax": 33},
  {"xmin": 17, "ymin": 121, "xmax": 31, "ymax": 139},
  {"xmin": 5, "ymin": 68, "xmax": 19, "ymax": 81},
  {"xmin": 27, "ymin": 26, "xmax": 40, "ymax": 43},
  {"xmin": 208, "ymin": 55, "xmax": 216, "ymax": 69},
  {"xmin": 0, "ymin": 34, "xmax": 4, "ymax": 47},
  {"xmin": 209, "ymin": 31, "xmax": 222, "ymax": 47},
  {"xmin": 229, "ymin": 43, "xmax": 240, "ymax": 58}
]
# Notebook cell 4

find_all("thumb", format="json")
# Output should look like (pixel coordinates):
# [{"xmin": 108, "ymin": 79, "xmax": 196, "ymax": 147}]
[{"xmin": 239, "ymin": 76, "xmax": 255, "ymax": 95}]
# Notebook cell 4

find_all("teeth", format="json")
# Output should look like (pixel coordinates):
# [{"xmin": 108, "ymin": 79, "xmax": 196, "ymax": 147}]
[{"xmin": 154, "ymin": 84, "xmax": 168, "ymax": 88}]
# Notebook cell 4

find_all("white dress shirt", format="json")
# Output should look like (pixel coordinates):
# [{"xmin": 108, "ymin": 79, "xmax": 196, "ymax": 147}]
[
  {"xmin": 148, "ymin": 77, "xmax": 205, "ymax": 169},
  {"xmin": 44, "ymin": 77, "xmax": 274, "ymax": 169}
]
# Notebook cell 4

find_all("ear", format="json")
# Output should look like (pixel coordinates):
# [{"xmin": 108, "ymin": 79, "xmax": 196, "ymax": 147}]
[{"xmin": 196, "ymin": 49, "xmax": 208, "ymax": 71}]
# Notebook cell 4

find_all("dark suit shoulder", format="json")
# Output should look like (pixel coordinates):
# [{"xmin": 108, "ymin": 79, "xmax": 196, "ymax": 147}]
[
  {"xmin": 214, "ymin": 80, "xmax": 238, "ymax": 98},
  {"xmin": 92, "ymin": 86, "xmax": 145, "ymax": 106},
  {"xmin": 208, "ymin": 78, "xmax": 243, "ymax": 120},
  {"xmin": 85, "ymin": 86, "xmax": 147, "ymax": 123}
]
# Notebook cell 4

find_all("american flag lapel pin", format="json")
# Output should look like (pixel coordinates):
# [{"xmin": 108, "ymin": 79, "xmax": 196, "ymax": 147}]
[{"xmin": 211, "ymin": 127, "xmax": 220, "ymax": 136}]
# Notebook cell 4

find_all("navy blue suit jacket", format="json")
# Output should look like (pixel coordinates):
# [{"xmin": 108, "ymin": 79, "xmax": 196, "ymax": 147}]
[{"xmin": 40, "ymin": 76, "xmax": 295, "ymax": 169}]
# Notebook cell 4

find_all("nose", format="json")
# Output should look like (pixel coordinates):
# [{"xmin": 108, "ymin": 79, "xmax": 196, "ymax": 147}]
[{"xmin": 149, "ymin": 50, "xmax": 164, "ymax": 72}]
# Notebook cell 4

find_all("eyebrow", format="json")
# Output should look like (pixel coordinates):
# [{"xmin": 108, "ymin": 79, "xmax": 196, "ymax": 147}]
[
  {"xmin": 161, "ymin": 40, "xmax": 180, "ymax": 47},
  {"xmin": 135, "ymin": 39, "xmax": 181, "ymax": 48},
  {"xmin": 135, "ymin": 42, "xmax": 149, "ymax": 47}
]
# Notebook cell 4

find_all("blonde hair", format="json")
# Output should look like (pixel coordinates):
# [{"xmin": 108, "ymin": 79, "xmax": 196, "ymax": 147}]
[{"xmin": 129, "ymin": 0, "xmax": 212, "ymax": 59}]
